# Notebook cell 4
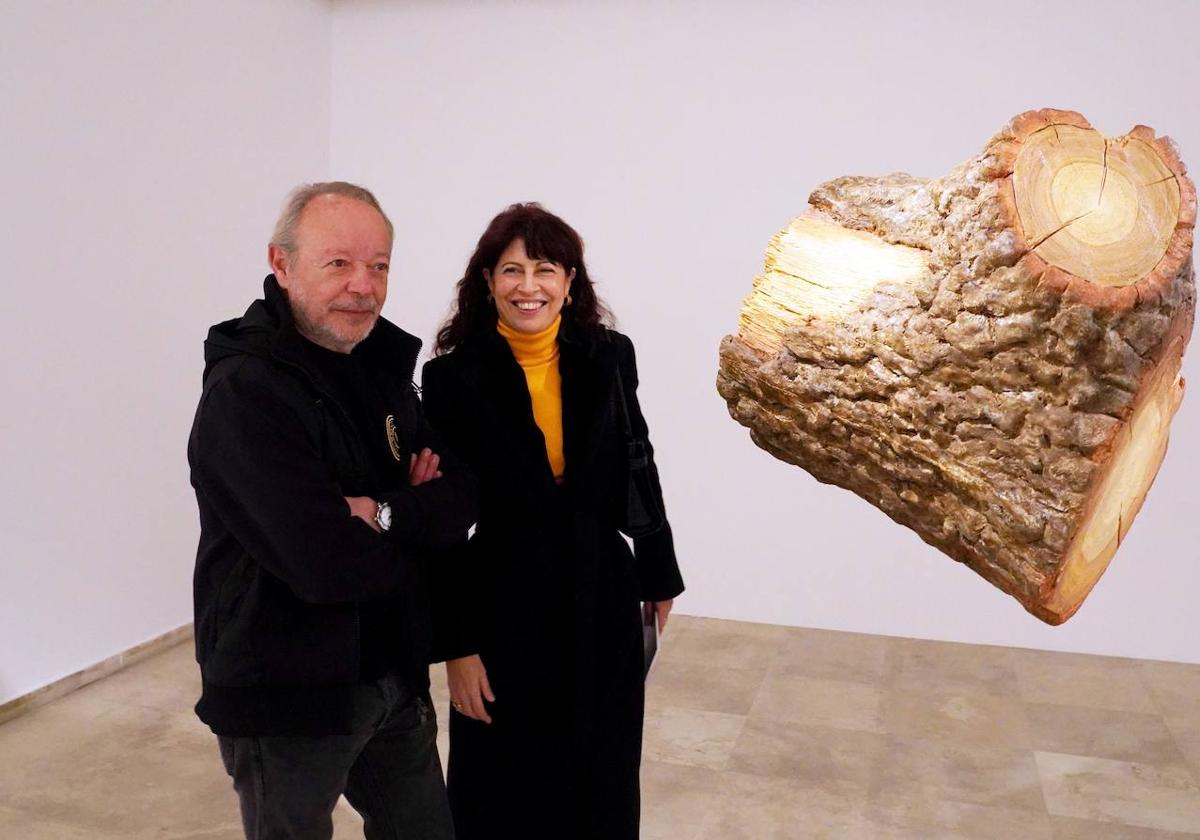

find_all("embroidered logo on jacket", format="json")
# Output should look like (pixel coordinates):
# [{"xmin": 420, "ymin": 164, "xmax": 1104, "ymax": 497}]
[{"xmin": 385, "ymin": 415, "xmax": 402, "ymax": 461}]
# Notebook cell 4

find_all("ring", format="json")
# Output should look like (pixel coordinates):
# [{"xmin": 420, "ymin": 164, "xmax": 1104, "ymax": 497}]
[{"xmin": 452, "ymin": 701, "xmax": 464, "ymax": 711}]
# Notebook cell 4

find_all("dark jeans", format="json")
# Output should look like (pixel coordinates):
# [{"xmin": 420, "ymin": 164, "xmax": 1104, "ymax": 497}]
[{"xmin": 217, "ymin": 674, "xmax": 454, "ymax": 840}]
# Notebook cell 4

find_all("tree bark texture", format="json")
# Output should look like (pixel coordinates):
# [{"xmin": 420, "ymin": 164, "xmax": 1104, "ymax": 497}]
[{"xmin": 717, "ymin": 109, "xmax": 1195, "ymax": 624}]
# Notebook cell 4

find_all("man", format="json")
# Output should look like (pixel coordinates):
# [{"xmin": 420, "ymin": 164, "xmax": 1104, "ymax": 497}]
[{"xmin": 188, "ymin": 182, "xmax": 476, "ymax": 839}]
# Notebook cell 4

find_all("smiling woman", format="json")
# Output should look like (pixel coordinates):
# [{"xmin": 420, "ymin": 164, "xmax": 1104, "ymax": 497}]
[
  {"xmin": 434, "ymin": 203, "xmax": 610, "ymax": 354},
  {"xmin": 423, "ymin": 203, "xmax": 684, "ymax": 840},
  {"xmin": 485, "ymin": 238, "xmax": 575, "ymax": 334}
]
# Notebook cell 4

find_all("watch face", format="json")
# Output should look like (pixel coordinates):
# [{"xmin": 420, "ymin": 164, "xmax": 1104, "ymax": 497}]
[{"xmin": 377, "ymin": 502, "xmax": 392, "ymax": 531}]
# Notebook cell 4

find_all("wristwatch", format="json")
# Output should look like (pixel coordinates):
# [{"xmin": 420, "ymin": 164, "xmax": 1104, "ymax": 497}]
[{"xmin": 374, "ymin": 501, "xmax": 392, "ymax": 533}]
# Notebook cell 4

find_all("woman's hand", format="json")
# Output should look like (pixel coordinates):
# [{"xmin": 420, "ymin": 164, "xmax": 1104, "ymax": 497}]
[
  {"xmin": 410, "ymin": 448, "xmax": 442, "ymax": 486},
  {"xmin": 652, "ymin": 599, "xmax": 674, "ymax": 631},
  {"xmin": 446, "ymin": 654, "xmax": 495, "ymax": 724}
]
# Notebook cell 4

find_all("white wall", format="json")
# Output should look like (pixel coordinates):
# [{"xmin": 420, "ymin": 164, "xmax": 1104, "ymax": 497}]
[
  {"xmin": 0, "ymin": 0, "xmax": 332, "ymax": 704},
  {"xmin": 3, "ymin": 1, "xmax": 1196, "ymax": 706},
  {"xmin": 331, "ymin": 0, "xmax": 1200, "ymax": 663}
]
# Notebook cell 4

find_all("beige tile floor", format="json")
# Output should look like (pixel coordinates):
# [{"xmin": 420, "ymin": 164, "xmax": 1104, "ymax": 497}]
[{"xmin": 2, "ymin": 615, "xmax": 1198, "ymax": 838}]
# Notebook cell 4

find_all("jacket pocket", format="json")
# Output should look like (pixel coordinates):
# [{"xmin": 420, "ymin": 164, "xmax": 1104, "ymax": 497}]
[{"xmin": 250, "ymin": 574, "xmax": 361, "ymax": 684}]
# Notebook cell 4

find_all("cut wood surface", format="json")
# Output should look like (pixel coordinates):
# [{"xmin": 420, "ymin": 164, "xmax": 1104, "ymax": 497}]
[{"xmin": 718, "ymin": 109, "xmax": 1195, "ymax": 624}]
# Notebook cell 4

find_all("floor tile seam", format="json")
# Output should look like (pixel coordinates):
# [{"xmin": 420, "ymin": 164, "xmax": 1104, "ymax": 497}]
[
  {"xmin": 705, "ymin": 765, "xmax": 876, "ymax": 803},
  {"xmin": 645, "ymin": 754, "xmax": 734, "ymax": 774},
  {"xmin": 1020, "ymin": 715, "xmax": 1196, "ymax": 773},
  {"xmin": 1136, "ymin": 658, "xmax": 1200, "ymax": 673},
  {"xmin": 860, "ymin": 738, "xmax": 1043, "ymax": 796},
  {"xmin": 717, "ymin": 757, "xmax": 879, "ymax": 795},
  {"xmin": 867, "ymin": 785, "xmax": 1053, "ymax": 821},
  {"xmin": 1012, "ymin": 691, "xmax": 1162, "ymax": 716},
  {"xmin": 756, "ymin": 666, "xmax": 891, "ymax": 684},
  {"xmin": 648, "ymin": 662, "xmax": 772, "ymax": 683},
  {"xmin": 666, "ymin": 626, "xmax": 789, "ymax": 643},
  {"xmin": 871, "ymin": 726, "xmax": 1035, "ymax": 753},
  {"xmin": 875, "ymin": 682, "xmax": 1039, "ymax": 713},
  {"xmin": 739, "ymin": 672, "xmax": 883, "ymax": 720},
  {"xmin": 1012, "ymin": 668, "xmax": 1153, "ymax": 692},
  {"xmin": 1049, "ymin": 812, "xmax": 1200, "ymax": 836},
  {"xmin": 646, "ymin": 699, "xmax": 762, "ymax": 717},
  {"xmin": 1040, "ymin": 805, "xmax": 1200, "ymax": 837},
  {"xmin": 1032, "ymin": 746, "xmax": 1200, "ymax": 779},
  {"xmin": 875, "ymin": 681, "xmax": 1034, "ymax": 708},
  {"xmin": 861, "ymin": 787, "xmax": 1055, "ymax": 811},
  {"xmin": 661, "ymin": 657, "xmax": 782, "ymax": 676},
  {"xmin": 742, "ymin": 709, "xmax": 888, "ymax": 737},
  {"xmin": 657, "ymin": 627, "xmax": 754, "ymax": 649},
  {"xmin": 870, "ymin": 730, "xmax": 1042, "ymax": 761},
  {"xmin": 1022, "ymin": 697, "xmax": 1177, "ymax": 721},
  {"xmin": 1141, "ymin": 683, "xmax": 1200, "ymax": 721},
  {"xmin": 643, "ymin": 704, "xmax": 748, "ymax": 772},
  {"xmin": 1032, "ymin": 749, "xmax": 1200, "ymax": 827},
  {"xmin": 748, "ymin": 681, "xmax": 892, "ymax": 724},
  {"xmin": 767, "ymin": 672, "xmax": 892, "ymax": 693},
  {"xmin": 735, "ymin": 715, "xmax": 894, "ymax": 747},
  {"xmin": 1025, "ymin": 745, "xmax": 1196, "ymax": 775},
  {"xmin": 649, "ymin": 702, "xmax": 748, "ymax": 720},
  {"xmin": 1122, "ymin": 670, "xmax": 1175, "ymax": 720},
  {"xmin": 766, "ymin": 663, "xmax": 892, "ymax": 686},
  {"xmin": 884, "ymin": 673, "xmax": 1024, "ymax": 698},
  {"xmin": 1161, "ymin": 720, "xmax": 1200, "ymax": 784},
  {"xmin": 858, "ymin": 800, "xmax": 1057, "ymax": 836},
  {"xmin": 884, "ymin": 642, "xmax": 1025, "ymax": 669}
]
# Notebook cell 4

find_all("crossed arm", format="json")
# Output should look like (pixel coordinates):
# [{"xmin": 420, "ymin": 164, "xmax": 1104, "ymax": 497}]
[
  {"xmin": 345, "ymin": 447, "xmax": 445, "ymax": 530},
  {"xmin": 190, "ymin": 368, "xmax": 477, "ymax": 605}
]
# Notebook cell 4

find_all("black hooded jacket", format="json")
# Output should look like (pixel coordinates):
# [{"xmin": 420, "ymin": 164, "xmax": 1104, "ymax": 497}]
[{"xmin": 188, "ymin": 276, "xmax": 478, "ymax": 736}]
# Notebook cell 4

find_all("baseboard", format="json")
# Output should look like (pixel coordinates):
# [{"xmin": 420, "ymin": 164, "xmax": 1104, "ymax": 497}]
[{"xmin": 0, "ymin": 623, "xmax": 194, "ymax": 726}]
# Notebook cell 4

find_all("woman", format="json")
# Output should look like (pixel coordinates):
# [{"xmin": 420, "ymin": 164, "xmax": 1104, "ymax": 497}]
[{"xmin": 422, "ymin": 203, "xmax": 684, "ymax": 839}]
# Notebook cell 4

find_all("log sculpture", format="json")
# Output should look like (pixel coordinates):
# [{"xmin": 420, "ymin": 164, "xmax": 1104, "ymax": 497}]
[{"xmin": 717, "ymin": 109, "xmax": 1195, "ymax": 624}]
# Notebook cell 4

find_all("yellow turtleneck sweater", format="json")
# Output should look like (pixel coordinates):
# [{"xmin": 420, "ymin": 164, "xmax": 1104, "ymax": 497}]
[{"xmin": 498, "ymin": 315, "xmax": 565, "ymax": 479}]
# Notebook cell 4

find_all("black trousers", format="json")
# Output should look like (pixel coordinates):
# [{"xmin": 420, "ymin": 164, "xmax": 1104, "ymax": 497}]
[{"xmin": 217, "ymin": 674, "xmax": 454, "ymax": 840}]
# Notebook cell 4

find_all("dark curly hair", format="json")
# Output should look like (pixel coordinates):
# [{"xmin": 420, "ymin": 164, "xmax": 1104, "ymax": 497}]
[{"xmin": 434, "ymin": 203, "xmax": 612, "ymax": 355}]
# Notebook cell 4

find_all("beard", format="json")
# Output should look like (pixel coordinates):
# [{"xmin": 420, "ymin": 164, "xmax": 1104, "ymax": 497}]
[{"xmin": 288, "ymin": 288, "xmax": 380, "ymax": 353}]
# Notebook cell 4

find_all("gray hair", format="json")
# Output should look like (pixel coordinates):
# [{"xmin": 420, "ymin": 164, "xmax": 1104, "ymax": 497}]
[{"xmin": 270, "ymin": 181, "xmax": 394, "ymax": 254}]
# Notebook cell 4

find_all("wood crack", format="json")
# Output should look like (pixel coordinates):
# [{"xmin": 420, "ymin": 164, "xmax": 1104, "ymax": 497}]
[
  {"xmin": 1098, "ymin": 140, "xmax": 1109, "ymax": 208},
  {"xmin": 1029, "ymin": 211, "xmax": 1093, "ymax": 252},
  {"xmin": 1144, "ymin": 174, "xmax": 1178, "ymax": 187}
]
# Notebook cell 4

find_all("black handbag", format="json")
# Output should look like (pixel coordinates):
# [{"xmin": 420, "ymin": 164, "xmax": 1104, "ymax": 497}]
[{"xmin": 613, "ymin": 364, "xmax": 665, "ymax": 538}]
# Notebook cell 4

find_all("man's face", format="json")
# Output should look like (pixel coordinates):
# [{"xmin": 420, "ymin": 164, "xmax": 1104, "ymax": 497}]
[{"xmin": 270, "ymin": 194, "xmax": 391, "ymax": 353}]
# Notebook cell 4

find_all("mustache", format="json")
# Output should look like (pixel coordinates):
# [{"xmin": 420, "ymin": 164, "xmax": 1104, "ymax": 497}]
[{"xmin": 331, "ymin": 294, "xmax": 379, "ymax": 313}]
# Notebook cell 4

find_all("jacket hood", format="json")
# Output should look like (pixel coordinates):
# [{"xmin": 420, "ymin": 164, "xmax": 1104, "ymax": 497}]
[{"xmin": 202, "ymin": 275, "xmax": 422, "ymax": 384}]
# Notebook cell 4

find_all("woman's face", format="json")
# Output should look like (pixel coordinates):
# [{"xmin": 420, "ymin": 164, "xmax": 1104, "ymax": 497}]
[{"xmin": 485, "ymin": 238, "xmax": 574, "ymax": 334}]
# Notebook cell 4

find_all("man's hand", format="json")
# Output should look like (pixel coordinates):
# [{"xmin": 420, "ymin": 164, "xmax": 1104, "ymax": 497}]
[
  {"xmin": 345, "ymin": 496, "xmax": 381, "ymax": 532},
  {"xmin": 343, "ymin": 448, "xmax": 442, "ymax": 532},
  {"xmin": 446, "ymin": 654, "xmax": 495, "ymax": 723},
  {"xmin": 410, "ymin": 448, "xmax": 442, "ymax": 486}
]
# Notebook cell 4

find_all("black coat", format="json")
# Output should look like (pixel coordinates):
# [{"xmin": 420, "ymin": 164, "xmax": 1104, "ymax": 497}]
[
  {"xmin": 422, "ymin": 323, "xmax": 683, "ymax": 840},
  {"xmin": 189, "ymin": 276, "xmax": 478, "ymax": 736}
]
